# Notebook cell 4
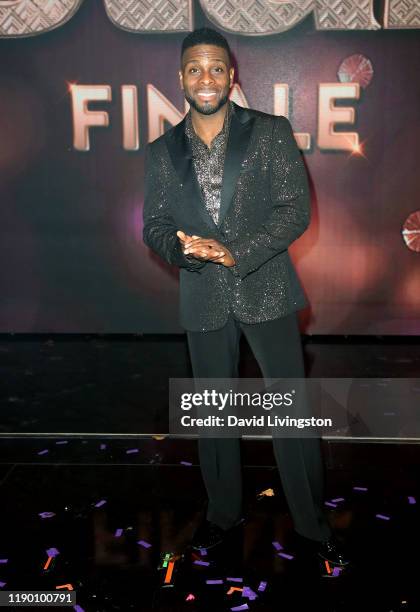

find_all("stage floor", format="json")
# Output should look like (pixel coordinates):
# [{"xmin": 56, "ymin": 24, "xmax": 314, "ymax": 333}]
[{"xmin": 0, "ymin": 335, "xmax": 419, "ymax": 610}]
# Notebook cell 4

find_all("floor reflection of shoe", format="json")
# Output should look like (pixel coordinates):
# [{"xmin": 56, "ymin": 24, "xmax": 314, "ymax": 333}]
[{"xmin": 190, "ymin": 518, "xmax": 245, "ymax": 550}]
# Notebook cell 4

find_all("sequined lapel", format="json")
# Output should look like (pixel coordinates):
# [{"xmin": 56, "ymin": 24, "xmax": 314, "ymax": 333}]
[
  {"xmin": 164, "ymin": 116, "xmax": 218, "ymax": 232},
  {"xmin": 219, "ymin": 102, "xmax": 255, "ymax": 227}
]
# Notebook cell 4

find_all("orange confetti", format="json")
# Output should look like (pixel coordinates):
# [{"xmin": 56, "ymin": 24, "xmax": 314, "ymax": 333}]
[
  {"xmin": 56, "ymin": 584, "xmax": 74, "ymax": 591},
  {"xmin": 43, "ymin": 556, "xmax": 53, "ymax": 571},
  {"xmin": 227, "ymin": 586, "xmax": 243, "ymax": 595},
  {"xmin": 164, "ymin": 560, "xmax": 175, "ymax": 584}
]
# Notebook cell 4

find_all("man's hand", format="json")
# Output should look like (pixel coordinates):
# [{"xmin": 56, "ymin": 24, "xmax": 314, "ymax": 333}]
[{"xmin": 176, "ymin": 231, "xmax": 236, "ymax": 267}]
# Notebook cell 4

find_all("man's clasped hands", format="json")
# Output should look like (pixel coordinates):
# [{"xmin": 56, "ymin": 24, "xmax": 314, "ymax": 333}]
[{"xmin": 177, "ymin": 231, "xmax": 235, "ymax": 267}]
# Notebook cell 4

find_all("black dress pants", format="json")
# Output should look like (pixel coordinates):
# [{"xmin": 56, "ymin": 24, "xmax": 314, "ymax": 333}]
[{"xmin": 186, "ymin": 311, "xmax": 332, "ymax": 542}]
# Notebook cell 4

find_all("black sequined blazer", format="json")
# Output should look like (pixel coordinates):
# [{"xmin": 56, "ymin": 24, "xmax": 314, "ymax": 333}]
[{"xmin": 143, "ymin": 101, "xmax": 310, "ymax": 332}]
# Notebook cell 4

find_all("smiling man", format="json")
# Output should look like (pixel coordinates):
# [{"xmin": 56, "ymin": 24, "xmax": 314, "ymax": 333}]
[{"xmin": 142, "ymin": 27, "xmax": 350, "ymax": 573}]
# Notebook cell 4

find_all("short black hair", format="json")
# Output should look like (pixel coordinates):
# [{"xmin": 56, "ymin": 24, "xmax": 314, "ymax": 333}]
[{"xmin": 181, "ymin": 27, "xmax": 232, "ymax": 66}]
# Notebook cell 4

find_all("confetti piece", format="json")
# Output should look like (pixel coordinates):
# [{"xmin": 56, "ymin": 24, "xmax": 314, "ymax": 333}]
[
  {"xmin": 325, "ymin": 502, "xmax": 337, "ymax": 508},
  {"xmin": 194, "ymin": 560, "xmax": 210, "ymax": 566},
  {"xmin": 37, "ymin": 449, "xmax": 49, "ymax": 456},
  {"xmin": 56, "ymin": 584, "xmax": 73, "ymax": 590},
  {"xmin": 257, "ymin": 581, "xmax": 267, "ymax": 592},
  {"xmin": 325, "ymin": 560, "xmax": 332, "ymax": 574},
  {"xmin": 46, "ymin": 548, "xmax": 59, "ymax": 557},
  {"xmin": 185, "ymin": 593, "xmax": 195, "ymax": 601},
  {"xmin": 227, "ymin": 587, "xmax": 243, "ymax": 595},
  {"xmin": 331, "ymin": 497, "xmax": 345, "ymax": 503},
  {"xmin": 408, "ymin": 496, "xmax": 416, "ymax": 505},
  {"xmin": 353, "ymin": 486, "xmax": 368, "ymax": 491},
  {"xmin": 152, "ymin": 435, "xmax": 166, "ymax": 440},
  {"xmin": 39, "ymin": 512, "xmax": 56, "ymax": 519},
  {"xmin": 278, "ymin": 552, "xmax": 294, "ymax": 560},
  {"xmin": 0, "ymin": 582, "xmax": 6, "ymax": 588},
  {"xmin": 73, "ymin": 606, "xmax": 85, "ymax": 612},
  {"xmin": 231, "ymin": 604, "xmax": 249, "ymax": 611},
  {"xmin": 272, "ymin": 541, "xmax": 283, "ymax": 551},
  {"xmin": 126, "ymin": 448, "xmax": 139, "ymax": 454},
  {"xmin": 137, "ymin": 540, "xmax": 152, "ymax": 548},
  {"xmin": 0, "ymin": 560, "xmax": 8, "ymax": 564},
  {"xmin": 206, "ymin": 579, "xmax": 223, "ymax": 584},
  {"xmin": 100, "ymin": 444, "xmax": 107, "ymax": 450},
  {"xmin": 227, "ymin": 577, "xmax": 243, "ymax": 583},
  {"xmin": 164, "ymin": 560, "xmax": 174, "ymax": 584},
  {"xmin": 114, "ymin": 529, "xmax": 123, "ymax": 538},
  {"xmin": 94, "ymin": 500, "xmax": 107, "ymax": 508},
  {"xmin": 332, "ymin": 567, "xmax": 342, "ymax": 577},
  {"xmin": 199, "ymin": 548, "xmax": 207, "ymax": 556},
  {"xmin": 257, "ymin": 488, "xmax": 274, "ymax": 499},
  {"xmin": 242, "ymin": 587, "xmax": 257, "ymax": 600},
  {"xmin": 375, "ymin": 514, "xmax": 391, "ymax": 521},
  {"xmin": 43, "ymin": 556, "xmax": 53, "ymax": 571},
  {"xmin": 180, "ymin": 461, "xmax": 192, "ymax": 466},
  {"xmin": 55, "ymin": 440, "xmax": 68, "ymax": 445}
]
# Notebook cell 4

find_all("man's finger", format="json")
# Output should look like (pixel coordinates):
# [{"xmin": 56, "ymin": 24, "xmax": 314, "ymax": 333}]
[{"xmin": 185, "ymin": 239, "xmax": 217, "ymax": 250}]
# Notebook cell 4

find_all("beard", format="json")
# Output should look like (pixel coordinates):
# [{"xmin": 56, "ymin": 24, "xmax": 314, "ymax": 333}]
[{"xmin": 184, "ymin": 89, "xmax": 230, "ymax": 116}]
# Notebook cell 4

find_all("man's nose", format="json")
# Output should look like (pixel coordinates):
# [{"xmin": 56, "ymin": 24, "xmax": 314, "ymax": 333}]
[{"xmin": 199, "ymin": 71, "xmax": 214, "ymax": 85}]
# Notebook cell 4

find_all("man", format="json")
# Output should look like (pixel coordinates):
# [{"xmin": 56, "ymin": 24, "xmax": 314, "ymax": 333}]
[{"xmin": 143, "ymin": 27, "xmax": 349, "ymax": 570}]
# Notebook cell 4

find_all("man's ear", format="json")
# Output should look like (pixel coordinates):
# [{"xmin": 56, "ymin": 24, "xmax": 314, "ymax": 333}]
[
  {"xmin": 178, "ymin": 70, "xmax": 184, "ymax": 90},
  {"xmin": 229, "ymin": 67, "xmax": 235, "ymax": 87}
]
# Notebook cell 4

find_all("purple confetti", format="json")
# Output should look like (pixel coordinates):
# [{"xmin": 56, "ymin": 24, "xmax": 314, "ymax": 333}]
[
  {"xmin": 94, "ymin": 499, "xmax": 107, "ymax": 508},
  {"xmin": 227, "ymin": 577, "xmax": 243, "ymax": 583},
  {"xmin": 73, "ymin": 606, "xmax": 85, "ymax": 612},
  {"xmin": 38, "ymin": 512, "xmax": 55, "ymax": 519},
  {"xmin": 408, "ymin": 496, "xmax": 416, "ymax": 505},
  {"xmin": 332, "ymin": 567, "xmax": 342, "ymax": 577},
  {"xmin": 325, "ymin": 502, "xmax": 337, "ymax": 508},
  {"xmin": 206, "ymin": 579, "xmax": 223, "ymax": 584},
  {"xmin": 0, "ymin": 560, "xmax": 8, "ymax": 564},
  {"xmin": 55, "ymin": 440, "xmax": 68, "ymax": 445},
  {"xmin": 199, "ymin": 548, "xmax": 207, "ymax": 556},
  {"xmin": 0, "ymin": 582, "xmax": 6, "ymax": 588},
  {"xmin": 137, "ymin": 540, "xmax": 152, "ymax": 548},
  {"xmin": 46, "ymin": 548, "xmax": 59, "ymax": 557},
  {"xmin": 257, "ymin": 581, "xmax": 267, "ymax": 592},
  {"xmin": 278, "ymin": 552, "xmax": 294, "ymax": 560},
  {"xmin": 353, "ymin": 486, "xmax": 368, "ymax": 491},
  {"xmin": 231, "ymin": 605, "xmax": 249, "ymax": 611},
  {"xmin": 37, "ymin": 449, "xmax": 49, "ymax": 456},
  {"xmin": 126, "ymin": 448, "xmax": 139, "ymax": 454},
  {"xmin": 114, "ymin": 529, "xmax": 123, "ymax": 538},
  {"xmin": 100, "ymin": 444, "xmax": 107, "ymax": 450},
  {"xmin": 194, "ymin": 560, "xmax": 210, "ymax": 566},
  {"xmin": 242, "ymin": 587, "xmax": 257, "ymax": 600},
  {"xmin": 272, "ymin": 541, "xmax": 283, "ymax": 551},
  {"xmin": 180, "ymin": 461, "xmax": 192, "ymax": 466},
  {"xmin": 331, "ymin": 497, "xmax": 345, "ymax": 503},
  {"xmin": 375, "ymin": 514, "xmax": 391, "ymax": 521}
]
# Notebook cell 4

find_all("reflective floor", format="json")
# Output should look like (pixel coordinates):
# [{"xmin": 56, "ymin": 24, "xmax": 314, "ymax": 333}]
[
  {"xmin": 0, "ymin": 437, "xmax": 419, "ymax": 611},
  {"xmin": 0, "ymin": 335, "xmax": 419, "ymax": 610}
]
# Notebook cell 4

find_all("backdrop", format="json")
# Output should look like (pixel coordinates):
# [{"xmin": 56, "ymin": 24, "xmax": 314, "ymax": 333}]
[{"xmin": 1, "ymin": 0, "xmax": 419, "ymax": 334}]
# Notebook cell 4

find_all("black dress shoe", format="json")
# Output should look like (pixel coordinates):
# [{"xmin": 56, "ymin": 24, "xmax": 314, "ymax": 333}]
[
  {"xmin": 190, "ymin": 518, "xmax": 244, "ymax": 550},
  {"xmin": 317, "ymin": 536, "xmax": 350, "ymax": 567}
]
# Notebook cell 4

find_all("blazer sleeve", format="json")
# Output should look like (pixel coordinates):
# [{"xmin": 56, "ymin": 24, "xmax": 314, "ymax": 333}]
[
  {"xmin": 224, "ymin": 115, "xmax": 311, "ymax": 280},
  {"xmin": 142, "ymin": 142, "xmax": 207, "ymax": 273}
]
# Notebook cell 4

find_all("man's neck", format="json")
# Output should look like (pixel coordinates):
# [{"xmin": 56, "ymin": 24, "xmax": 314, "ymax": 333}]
[{"xmin": 190, "ymin": 102, "xmax": 229, "ymax": 147}]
